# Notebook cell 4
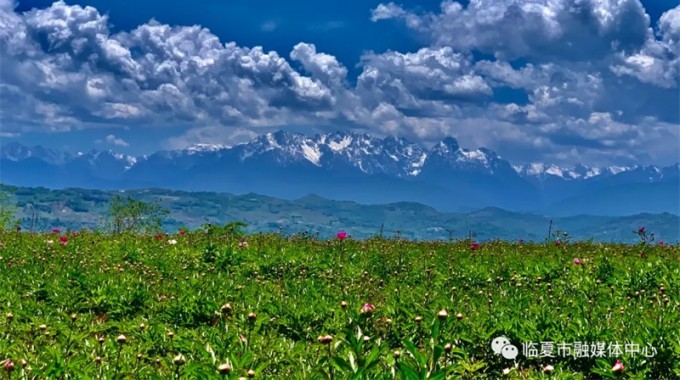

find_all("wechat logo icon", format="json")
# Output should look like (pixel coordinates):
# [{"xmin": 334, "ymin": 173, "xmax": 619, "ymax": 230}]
[{"xmin": 492, "ymin": 336, "xmax": 519, "ymax": 360}]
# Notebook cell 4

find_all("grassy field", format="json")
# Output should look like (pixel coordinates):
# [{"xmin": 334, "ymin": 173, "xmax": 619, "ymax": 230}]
[{"xmin": 0, "ymin": 228, "xmax": 679, "ymax": 379}]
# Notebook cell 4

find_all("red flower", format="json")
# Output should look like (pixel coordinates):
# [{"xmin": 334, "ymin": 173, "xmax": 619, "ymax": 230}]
[
  {"xmin": 555, "ymin": 241, "xmax": 561, "ymax": 246},
  {"xmin": 573, "ymin": 258, "xmax": 581, "ymax": 265},
  {"xmin": 59, "ymin": 236, "xmax": 68, "ymax": 246},
  {"xmin": 52, "ymin": 228, "xmax": 60, "ymax": 234},
  {"xmin": 470, "ymin": 242, "xmax": 479, "ymax": 250},
  {"xmin": 179, "ymin": 229, "xmax": 186, "ymax": 235},
  {"xmin": 337, "ymin": 231, "xmax": 347, "ymax": 240},
  {"xmin": 638, "ymin": 226, "xmax": 645, "ymax": 234},
  {"xmin": 155, "ymin": 233, "xmax": 164, "ymax": 240}
]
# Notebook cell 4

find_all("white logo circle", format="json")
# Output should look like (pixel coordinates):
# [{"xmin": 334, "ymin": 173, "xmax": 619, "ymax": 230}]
[
  {"xmin": 491, "ymin": 336, "xmax": 510, "ymax": 354},
  {"xmin": 501, "ymin": 344, "xmax": 519, "ymax": 359}
]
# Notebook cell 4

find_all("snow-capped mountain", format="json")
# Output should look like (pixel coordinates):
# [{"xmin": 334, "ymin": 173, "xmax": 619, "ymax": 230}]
[{"xmin": 1, "ymin": 131, "xmax": 678, "ymax": 215}]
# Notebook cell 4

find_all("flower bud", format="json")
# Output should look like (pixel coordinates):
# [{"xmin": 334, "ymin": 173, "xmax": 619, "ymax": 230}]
[
  {"xmin": 116, "ymin": 334, "xmax": 127, "ymax": 344},
  {"xmin": 543, "ymin": 365, "xmax": 554, "ymax": 373},
  {"xmin": 317, "ymin": 335, "xmax": 333, "ymax": 344},
  {"xmin": 218, "ymin": 363, "xmax": 231, "ymax": 374},
  {"xmin": 221, "ymin": 303, "xmax": 232, "ymax": 315},
  {"xmin": 247, "ymin": 369, "xmax": 255, "ymax": 378},
  {"xmin": 444, "ymin": 343, "xmax": 452, "ymax": 352},
  {"xmin": 3, "ymin": 360, "xmax": 15, "ymax": 372},
  {"xmin": 248, "ymin": 313, "xmax": 257, "ymax": 321},
  {"xmin": 437, "ymin": 309, "xmax": 448, "ymax": 319},
  {"xmin": 173, "ymin": 354, "xmax": 186, "ymax": 366}
]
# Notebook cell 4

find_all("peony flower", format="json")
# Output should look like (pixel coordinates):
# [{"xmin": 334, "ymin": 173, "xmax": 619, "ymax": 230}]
[
  {"xmin": 59, "ymin": 236, "xmax": 68, "ymax": 245},
  {"xmin": 3, "ymin": 360, "xmax": 15, "ymax": 372},
  {"xmin": 470, "ymin": 242, "xmax": 479, "ymax": 250},
  {"xmin": 612, "ymin": 360, "xmax": 624, "ymax": 373},
  {"xmin": 360, "ymin": 303, "xmax": 375, "ymax": 314},
  {"xmin": 573, "ymin": 258, "xmax": 581, "ymax": 265},
  {"xmin": 52, "ymin": 228, "xmax": 60, "ymax": 234},
  {"xmin": 337, "ymin": 231, "xmax": 347, "ymax": 240}
]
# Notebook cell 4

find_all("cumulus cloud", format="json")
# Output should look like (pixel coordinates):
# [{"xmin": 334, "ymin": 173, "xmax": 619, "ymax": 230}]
[
  {"xmin": 0, "ymin": 0, "xmax": 677, "ymax": 166},
  {"xmin": 103, "ymin": 134, "xmax": 130, "ymax": 147}
]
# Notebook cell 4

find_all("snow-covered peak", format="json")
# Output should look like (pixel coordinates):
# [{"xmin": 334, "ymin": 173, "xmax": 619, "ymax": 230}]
[{"xmin": 184, "ymin": 143, "xmax": 228, "ymax": 155}]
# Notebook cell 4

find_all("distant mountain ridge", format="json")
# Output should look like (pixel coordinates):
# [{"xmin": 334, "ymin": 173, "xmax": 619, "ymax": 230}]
[
  {"xmin": 1, "ymin": 131, "xmax": 678, "ymax": 216},
  {"xmin": 4, "ymin": 185, "xmax": 679, "ymax": 243}
]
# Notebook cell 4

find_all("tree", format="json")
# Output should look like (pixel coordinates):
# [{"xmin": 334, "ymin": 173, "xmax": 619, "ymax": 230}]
[
  {"xmin": 108, "ymin": 194, "xmax": 169, "ymax": 234},
  {"xmin": 0, "ymin": 187, "xmax": 18, "ymax": 231}
]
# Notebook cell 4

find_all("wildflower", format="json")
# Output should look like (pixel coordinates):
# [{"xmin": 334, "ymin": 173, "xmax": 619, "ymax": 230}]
[
  {"xmin": 360, "ymin": 303, "xmax": 375, "ymax": 314},
  {"xmin": 470, "ymin": 242, "xmax": 479, "ymax": 250},
  {"xmin": 555, "ymin": 241, "xmax": 561, "ymax": 246},
  {"xmin": 6, "ymin": 312, "xmax": 13, "ymax": 321},
  {"xmin": 173, "ymin": 354, "xmax": 186, "ymax": 366},
  {"xmin": 573, "ymin": 258, "xmax": 581, "ymax": 265},
  {"xmin": 46, "ymin": 240, "xmax": 54, "ymax": 244},
  {"xmin": 168, "ymin": 239, "xmax": 177, "ymax": 245},
  {"xmin": 337, "ymin": 231, "xmax": 347, "ymax": 240},
  {"xmin": 612, "ymin": 360, "xmax": 624, "ymax": 373},
  {"xmin": 218, "ymin": 363, "xmax": 232, "ymax": 374},
  {"xmin": 414, "ymin": 316, "xmax": 423, "ymax": 323},
  {"xmin": 19, "ymin": 360, "xmax": 26, "ymax": 368},
  {"xmin": 70, "ymin": 313, "xmax": 77, "ymax": 322},
  {"xmin": 437, "ymin": 309, "xmax": 448, "ymax": 319},
  {"xmin": 167, "ymin": 331, "xmax": 174, "ymax": 339},
  {"xmin": 179, "ymin": 229, "xmax": 186, "ymax": 235},
  {"xmin": 444, "ymin": 343, "xmax": 452, "ymax": 352},
  {"xmin": 502, "ymin": 368, "xmax": 511, "ymax": 376},
  {"xmin": 117, "ymin": 334, "xmax": 127, "ymax": 344},
  {"xmin": 52, "ymin": 228, "xmax": 60, "ymax": 234},
  {"xmin": 638, "ymin": 226, "xmax": 645, "ymax": 234},
  {"xmin": 543, "ymin": 365, "xmax": 554, "ymax": 373},
  {"xmin": 3, "ymin": 360, "xmax": 15, "ymax": 372},
  {"xmin": 658, "ymin": 240, "xmax": 664, "ymax": 246},
  {"xmin": 248, "ymin": 312, "xmax": 257, "ymax": 321},
  {"xmin": 247, "ymin": 369, "xmax": 255, "ymax": 378},
  {"xmin": 456, "ymin": 313, "xmax": 464, "ymax": 320},
  {"xmin": 139, "ymin": 323, "xmax": 146, "ymax": 331},
  {"xmin": 155, "ymin": 233, "xmax": 164, "ymax": 240},
  {"xmin": 238, "ymin": 240, "xmax": 249, "ymax": 248},
  {"xmin": 317, "ymin": 335, "xmax": 333, "ymax": 344},
  {"xmin": 60, "ymin": 236, "xmax": 68, "ymax": 245},
  {"xmin": 393, "ymin": 350, "xmax": 401, "ymax": 359},
  {"xmin": 340, "ymin": 301, "xmax": 347, "ymax": 308},
  {"xmin": 39, "ymin": 324, "xmax": 47, "ymax": 331},
  {"xmin": 95, "ymin": 357, "xmax": 102, "ymax": 365}
]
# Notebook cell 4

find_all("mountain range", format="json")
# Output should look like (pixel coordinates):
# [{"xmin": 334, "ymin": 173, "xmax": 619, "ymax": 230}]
[
  {"xmin": 1, "ymin": 131, "xmax": 678, "ymax": 216},
  {"xmin": 4, "ymin": 186, "xmax": 679, "ymax": 243}
]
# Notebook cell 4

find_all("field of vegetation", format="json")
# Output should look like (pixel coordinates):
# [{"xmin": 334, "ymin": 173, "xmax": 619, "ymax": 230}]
[{"xmin": 1, "ymin": 222, "xmax": 679, "ymax": 379}]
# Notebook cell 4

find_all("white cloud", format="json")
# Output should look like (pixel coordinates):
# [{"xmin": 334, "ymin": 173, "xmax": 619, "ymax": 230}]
[
  {"xmin": 104, "ymin": 134, "xmax": 129, "ymax": 147},
  {"xmin": 0, "ymin": 0, "xmax": 677, "ymax": 166}
]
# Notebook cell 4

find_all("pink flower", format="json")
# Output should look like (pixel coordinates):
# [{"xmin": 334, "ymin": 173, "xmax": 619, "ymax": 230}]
[
  {"xmin": 555, "ymin": 241, "xmax": 561, "ymax": 246},
  {"xmin": 179, "ymin": 229, "xmax": 186, "ymax": 235},
  {"xmin": 470, "ymin": 242, "xmax": 479, "ymax": 250},
  {"xmin": 52, "ymin": 228, "xmax": 60, "ymax": 234},
  {"xmin": 638, "ymin": 226, "xmax": 645, "ymax": 234},
  {"xmin": 59, "ymin": 236, "xmax": 68, "ymax": 245},
  {"xmin": 155, "ymin": 233, "xmax": 164, "ymax": 240},
  {"xmin": 658, "ymin": 240, "xmax": 664, "ymax": 246},
  {"xmin": 360, "ymin": 303, "xmax": 375, "ymax": 314},
  {"xmin": 573, "ymin": 258, "xmax": 581, "ymax": 265},
  {"xmin": 337, "ymin": 231, "xmax": 347, "ymax": 240},
  {"xmin": 612, "ymin": 359, "xmax": 624, "ymax": 373},
  {"xmin": 3, "ymin": 359, "xmax": 15, "ymax": 372}
]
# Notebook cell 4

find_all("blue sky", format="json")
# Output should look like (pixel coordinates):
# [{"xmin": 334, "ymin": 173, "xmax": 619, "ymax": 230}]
[{"xmin": 1, "ymin": 0, "xmax": 678, "ymax": 166}]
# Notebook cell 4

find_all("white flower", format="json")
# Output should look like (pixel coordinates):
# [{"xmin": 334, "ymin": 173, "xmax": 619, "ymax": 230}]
[
  {"xmin": 46, "ymin": 240, "xmax": 54, "ymax": 244},
  {"xmin": 168, "ymin": 239, "xmax": 177, "ymax": 245}
]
